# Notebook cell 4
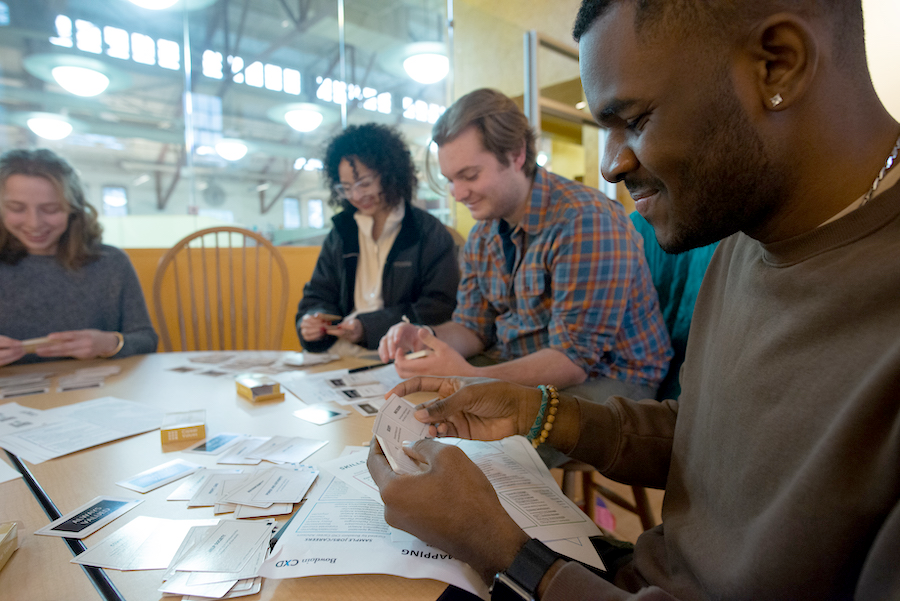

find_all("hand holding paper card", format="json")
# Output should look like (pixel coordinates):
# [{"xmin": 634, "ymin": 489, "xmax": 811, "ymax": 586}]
[{"xmin": 371, "ymin": 394, "xmax": 430, "ymax": 474}]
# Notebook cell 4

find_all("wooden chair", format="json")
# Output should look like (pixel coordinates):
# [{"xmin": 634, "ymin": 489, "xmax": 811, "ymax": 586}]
[
  {"xmin": 152, "ymin": 226, "xmax": 290, "ymax": 351},
  {"xmin": 563, "ymin": 463, "xmax": 657, "ymax": 531},
  {"xmin": 445, "ymin": 224, "xmax": 468, "ymax": 268}
]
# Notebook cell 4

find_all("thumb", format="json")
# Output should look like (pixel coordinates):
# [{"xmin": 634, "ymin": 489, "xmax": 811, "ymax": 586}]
[
  {"xmin": 416, "ymin": 326, "xmax": 449, "ymax": 352},
  {"xmin": 402, "ymin": 438, "xmax": 454, "ymax": 465}
]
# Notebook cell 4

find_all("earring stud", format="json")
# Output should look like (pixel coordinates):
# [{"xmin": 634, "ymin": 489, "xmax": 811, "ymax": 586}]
[{"xmin": 769, "ymin": 93, "xmax": 784, "ymax": 108}]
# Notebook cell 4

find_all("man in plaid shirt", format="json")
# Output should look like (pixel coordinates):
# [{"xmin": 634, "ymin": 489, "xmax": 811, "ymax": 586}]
[{"xmin": 379, "ymin": 88, "xmax": 671, "ymax": 400}]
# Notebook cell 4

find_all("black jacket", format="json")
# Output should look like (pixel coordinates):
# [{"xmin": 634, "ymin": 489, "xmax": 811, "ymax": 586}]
[{"xmin": 296, "ymin": 204, "xmax": 459, "ymax": 351}]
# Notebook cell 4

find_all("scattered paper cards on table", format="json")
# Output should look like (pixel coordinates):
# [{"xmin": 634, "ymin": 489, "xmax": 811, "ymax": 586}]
[{"xmin": 169, "ymin": 464, "xmax": 318, "ymax": 519}]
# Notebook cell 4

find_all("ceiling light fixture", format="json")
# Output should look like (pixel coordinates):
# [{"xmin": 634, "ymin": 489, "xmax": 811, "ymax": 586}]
[
  {"xmin": 51, "ymin": 65, "xmax": 110, "ymax": 97},
  {"xmin": 215, "ymin": 139, "xmax": 248, "ymax": 161},
  {"xmin": 403, "ymin": 53, "xmax": 449, "ymax": 85},
  {"xmin": 284, "ymin": 108, "xmax": 324, "ymax": 132},
  {"xmin": 27, "ymin": 116, "xmax": 74, "ymax": 140},
  {"xmin": 269, "ymin": 103, "xmax": 327, "ymax": 133},
  {"xmin": 128, "ymin": 0, "xmax": 179, "ymax": 8},
  {"xmin": 23, "ymin": 54, "xmax": 130, "ymax": 98},
  {"xmin": 381, "ymin": 42, "xmax": 450, "ymax": 86}
]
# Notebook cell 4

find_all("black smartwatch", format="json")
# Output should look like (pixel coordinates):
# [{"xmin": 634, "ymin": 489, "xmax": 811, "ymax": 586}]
[{"xmin": 490, "ymin": 539, "xmax": 562, "ymax": 601}]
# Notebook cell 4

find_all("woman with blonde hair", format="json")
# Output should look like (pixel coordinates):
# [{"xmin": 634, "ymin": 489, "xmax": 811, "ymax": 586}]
[{"xmin": 0, "ymin": 148, "xmax": 158, "ymax": 366}]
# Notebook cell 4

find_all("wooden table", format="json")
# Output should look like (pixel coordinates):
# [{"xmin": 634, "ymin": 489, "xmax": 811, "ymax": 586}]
[{"xmin": 0, "ymin": 352, "xmax": 447, "ymax": 601}]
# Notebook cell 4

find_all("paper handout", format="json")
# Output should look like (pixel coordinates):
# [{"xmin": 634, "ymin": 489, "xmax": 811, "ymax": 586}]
[{"xmin": 0, "ymin": 397, "xmax": 163, "ymax": 464}]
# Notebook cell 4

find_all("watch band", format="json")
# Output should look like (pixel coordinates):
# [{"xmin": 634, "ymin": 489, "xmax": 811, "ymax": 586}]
[{"xmin": 490, "ymin": 539, "xmax": 561, "ymax": 600}]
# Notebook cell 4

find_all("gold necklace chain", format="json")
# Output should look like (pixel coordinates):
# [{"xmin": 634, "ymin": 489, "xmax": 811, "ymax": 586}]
[{"xmin": 861, "ymin": 132, "xmax": 900, "ymax": 206}]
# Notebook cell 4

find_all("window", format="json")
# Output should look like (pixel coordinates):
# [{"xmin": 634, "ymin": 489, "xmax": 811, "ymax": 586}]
[
  {"xmin": 283, "ymin": 198, "xmax": 301, "ymax": 229},
  {"xmin": 307, "ymin": 199, "xmax": 324, "ymax": 229}
]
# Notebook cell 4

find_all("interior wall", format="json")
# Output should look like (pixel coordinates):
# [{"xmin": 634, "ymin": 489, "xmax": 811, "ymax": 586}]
[
  {"xmin": 450, "ymin": 0, "xmax": 899, "ymax": 236},
  {"xmin": 864, "ymin": 0, "xmax": 900, "ymax": 120}
]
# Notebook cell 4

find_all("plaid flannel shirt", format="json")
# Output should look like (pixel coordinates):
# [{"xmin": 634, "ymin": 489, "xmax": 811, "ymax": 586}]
[{"xmin": 453, "ymin": 167, "xmax": 672, "ymax": 387}]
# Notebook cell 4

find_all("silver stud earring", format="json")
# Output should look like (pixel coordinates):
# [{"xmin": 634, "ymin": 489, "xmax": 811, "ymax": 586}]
[{"xmin": 769, "ymin": 93, "xmax": 784, "ymax": 108}]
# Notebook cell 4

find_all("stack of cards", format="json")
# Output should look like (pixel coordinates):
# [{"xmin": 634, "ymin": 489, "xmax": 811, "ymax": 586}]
[
  {"xmin": 57, "ymin": 365, "xmax": 122, "ymax": 392},
  {"xmin": 234, "ymin": 374, "xmax": 284, "ymax": 403},
  {"xmin": 0, "ymin": 522, "xmax": 18, "ymax": 571},
  {"xmin": 159, "ymin": 519, "xmax": 274, "ymax": 599},
  {"xmin": 0, "ymin": 373, "xmax": 52, "ymax": 399}
]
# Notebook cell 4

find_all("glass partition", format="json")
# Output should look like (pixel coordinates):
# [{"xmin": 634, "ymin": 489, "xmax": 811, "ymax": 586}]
[{"xmin": 0, "ymin": 0, "xmax": 452, "ymax": 248}]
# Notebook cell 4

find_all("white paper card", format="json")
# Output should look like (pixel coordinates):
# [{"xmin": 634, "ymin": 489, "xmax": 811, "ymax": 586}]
[
  {"xmin": 36, "ymin": 496, "xmax": 142, "ymax": 539},
  {"xmin": 117, "ymin": 459, "xmax": 203, "ymax": 494}
]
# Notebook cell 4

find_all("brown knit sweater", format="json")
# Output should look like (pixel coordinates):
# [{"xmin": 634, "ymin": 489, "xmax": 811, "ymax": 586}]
[{"xmin": 544, "ymin": 181, "xmax": 900, "ymax": 600}]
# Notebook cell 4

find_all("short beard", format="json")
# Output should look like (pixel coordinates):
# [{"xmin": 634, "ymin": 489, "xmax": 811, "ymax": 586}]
[{"xmin": 660, "ymin": 84, "xmax": 788, "ymax": 254}]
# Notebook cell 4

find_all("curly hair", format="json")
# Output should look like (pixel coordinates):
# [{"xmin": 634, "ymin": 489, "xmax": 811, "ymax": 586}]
[
  {"xmin": 322, "ymin": 123, "xmax": 418, "ymax": 210},
  {"xmin": 0, "ymin": 148, "xmax": 102, "ymax": 269}
]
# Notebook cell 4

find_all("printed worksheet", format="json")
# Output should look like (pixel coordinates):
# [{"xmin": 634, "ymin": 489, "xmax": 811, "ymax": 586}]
[
  {"xmin": 323, "ymin": 435, "xmax": 606, "ymax": 570},
  {"xmin": 258, "ymin": 473, "xmax": 487, "ymax": 598},
  {"xmin": 0, "ymin": 397, "xmax": 163, "ymax": 464}
]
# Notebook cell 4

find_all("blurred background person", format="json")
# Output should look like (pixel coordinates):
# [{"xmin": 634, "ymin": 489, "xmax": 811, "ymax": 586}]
[
  {"xmin": 297, "ymin": 123, "xmax": 458, "ymax": 354},
  {"xmin": 0, "ymin": 148, "xmax": 158, "ymax": 366}
]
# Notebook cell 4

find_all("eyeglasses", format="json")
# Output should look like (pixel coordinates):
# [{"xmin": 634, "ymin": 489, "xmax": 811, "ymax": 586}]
[{"xmin": 332, "ymin": 174, "xmax": 380, "ymax": 200}]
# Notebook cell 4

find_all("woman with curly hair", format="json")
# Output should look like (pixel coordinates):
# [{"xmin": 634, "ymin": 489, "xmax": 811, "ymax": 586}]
[
  {"xmin": 0, "ymin": 148, "xmax": 158, "ymax": 366},
  {"xmin": 297, "ymin": 123, "xmax": 459, "ymax": 353}
]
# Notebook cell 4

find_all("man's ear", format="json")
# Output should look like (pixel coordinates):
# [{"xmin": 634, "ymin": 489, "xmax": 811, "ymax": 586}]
[
  {"xmin": 511, "ymin": 143, "xmax": 527, "ymax": 171},
  {"xmin": 747, "ymin": 13, "xmax": 819, "ymax": 111}
]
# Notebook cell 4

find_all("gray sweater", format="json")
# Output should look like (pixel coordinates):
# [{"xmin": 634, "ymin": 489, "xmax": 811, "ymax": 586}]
[
  {"xmin": 544, "ymin": 180, "xmax": 900, "ymax": 600},
  {"xmin": 0, "ymin": 245, "xmax": 158, "ymax": 364}
]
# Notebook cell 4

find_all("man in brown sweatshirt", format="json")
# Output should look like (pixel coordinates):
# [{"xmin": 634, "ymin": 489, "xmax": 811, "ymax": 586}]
[{"xmin": 368, "ymin": 1, "xmax": 900, "ymax": 600}]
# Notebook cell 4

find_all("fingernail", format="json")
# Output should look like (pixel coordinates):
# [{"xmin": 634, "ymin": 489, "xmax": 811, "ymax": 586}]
[
  {"xmin": 414, "ymin": 409, "xmax": 429, "ymax": 421},
  {"xmin": 402, "ymin": 440, "xmax": 414, "ymax": 448}
]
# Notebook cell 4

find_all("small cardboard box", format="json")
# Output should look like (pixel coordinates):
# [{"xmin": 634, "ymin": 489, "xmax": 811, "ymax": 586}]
[
  {"xmin": 235, "ymin": 373, "xmax": 285, "ymax": 402},
  {"xmin": 0, "ymin": 522, "xmax": 18, "ymax": 572},
  {"xmin": 160, "ymin": 410, "xmax": 207, "ymax": 444}
]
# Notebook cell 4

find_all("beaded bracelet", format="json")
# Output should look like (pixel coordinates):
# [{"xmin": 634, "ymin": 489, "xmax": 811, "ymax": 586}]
[
  {"xmin": 532, "ymin": 385, "xmax": 559, "ymax": 448},
  {"xmin": 526, "ymin": 386, "xmax": 550, "ymax": 441}
]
